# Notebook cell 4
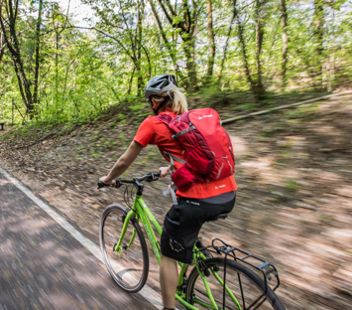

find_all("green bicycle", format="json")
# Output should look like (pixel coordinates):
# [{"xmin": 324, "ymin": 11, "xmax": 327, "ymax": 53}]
[{"xmin": 98, "ymin": 173, "xmax": 286, "ymax": 310}]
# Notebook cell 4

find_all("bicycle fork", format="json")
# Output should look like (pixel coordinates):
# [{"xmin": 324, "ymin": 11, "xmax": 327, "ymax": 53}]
[{"xmin": 113, "ymin": 210, "xmax": 136, "ymax": 253}]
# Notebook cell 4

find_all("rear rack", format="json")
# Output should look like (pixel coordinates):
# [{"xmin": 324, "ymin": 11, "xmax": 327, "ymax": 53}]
[{"xmin": 200, "ymin": 238, "xmax": 281, "ymax": 309}]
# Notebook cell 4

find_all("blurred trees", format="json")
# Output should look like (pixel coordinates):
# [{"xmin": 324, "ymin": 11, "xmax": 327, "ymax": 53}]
[
  {"xmin": 147, "ymin": 0, "xmax": 200, "ymax": 89},
  {"xmin": 0, "ymin": 0, "xmax": 34, "ymax": 114},
  {"xmin": 0, "ymin": 0, "xmax": 351, "ymax": 123}
]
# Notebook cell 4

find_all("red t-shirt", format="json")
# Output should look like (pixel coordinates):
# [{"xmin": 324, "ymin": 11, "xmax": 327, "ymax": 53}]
[{"xmin": 134, "ymin": 111, "xmax": 238, "ymax": 199}]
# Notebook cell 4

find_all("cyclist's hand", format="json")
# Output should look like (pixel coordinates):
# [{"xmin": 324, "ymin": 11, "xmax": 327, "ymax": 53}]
[
  {"xmin": 159, "ymin": 166, "xmax": 171, "ymax": 178},
  {"xmin": 99, "ymin": 175, "xmax": 114, "ymax": 185}
]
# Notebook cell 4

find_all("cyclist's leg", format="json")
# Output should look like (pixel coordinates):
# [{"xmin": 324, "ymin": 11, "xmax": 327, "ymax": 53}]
[
  {"xmin": 160, "ymin": 255, "xmax": 178, "ymax": 309},
  {"xmin": 160, "ymin": 202, "xmax": 202, "ymax": 264},
  {"xmin": 159, "ymin": 193, "xmax": 236, "ymax": 308},
  {"xmin": 159, "ymin": 202, "xmax": 203, "ymax": 308},
  {"xmin": 160, "ymin": 192, "xmax": 237, "ymax": 264}
]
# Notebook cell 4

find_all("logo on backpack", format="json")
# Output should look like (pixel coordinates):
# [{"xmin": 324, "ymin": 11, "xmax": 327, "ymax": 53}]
[
  {"xmin": 197, "ymin": 114, "xmax": 214, "ymax": 120},
  {"xmin": 158, "ymin": 108, "xmax": 235, "ymax": 190}
]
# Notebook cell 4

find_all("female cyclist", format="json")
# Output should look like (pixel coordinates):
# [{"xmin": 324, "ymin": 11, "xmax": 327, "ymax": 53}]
[{"xmin": 99, "ymin": 74, "xmax": 237, "ymax": 310}]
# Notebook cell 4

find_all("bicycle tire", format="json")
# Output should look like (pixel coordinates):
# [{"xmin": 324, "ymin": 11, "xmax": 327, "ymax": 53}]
[
  {"xmin": 99, "ymin": 204, "xmax": 149, "ymax": 293},
  {"xmin": 186, "ymin": 257, "xmax": 285, "ymax": 310}
]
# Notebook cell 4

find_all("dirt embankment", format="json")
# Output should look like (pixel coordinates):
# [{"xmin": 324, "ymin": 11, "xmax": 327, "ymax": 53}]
[{"xmin": 1, "ymin": 92, "xmax": 351, "ymax": 309}]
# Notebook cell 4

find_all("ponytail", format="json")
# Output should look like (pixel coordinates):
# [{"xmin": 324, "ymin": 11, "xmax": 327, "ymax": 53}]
[
  {"xmin": 151, "ymin": 86, "xmax": 188, "ymax": 115},
  {"xmin": 170, "ymin": 87, "xmax": 188, "ymax": 114}
]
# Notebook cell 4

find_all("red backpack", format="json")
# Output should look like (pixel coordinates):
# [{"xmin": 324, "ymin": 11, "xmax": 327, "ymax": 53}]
[{"xmin": 158, "ymin": 108, "xmax": 235, "ymax": 190}]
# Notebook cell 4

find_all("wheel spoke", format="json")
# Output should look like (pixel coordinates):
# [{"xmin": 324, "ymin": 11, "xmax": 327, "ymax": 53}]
[
  {"xmin": 186, "ymin": 258, "xmax": 285, "ymax": 310},
  {"xmin": 238, "ymin": 272, "xmax": 246, "ymax": 308}
]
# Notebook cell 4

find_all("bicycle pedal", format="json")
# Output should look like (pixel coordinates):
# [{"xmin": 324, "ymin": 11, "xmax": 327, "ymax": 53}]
[{"xmin": 198, "ymin": 261, "xmax": 210, "ymax": 277}]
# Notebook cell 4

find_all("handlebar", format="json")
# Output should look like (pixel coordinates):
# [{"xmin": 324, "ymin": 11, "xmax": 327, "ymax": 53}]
[{"xmin": 97, "ymin": 172, "xmax": 161, "ymax": 189}]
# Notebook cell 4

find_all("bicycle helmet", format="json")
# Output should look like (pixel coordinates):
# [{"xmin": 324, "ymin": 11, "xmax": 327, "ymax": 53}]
[{"xmin": 144, "ymin": 74, "xmax": 177, "ymax": 99}]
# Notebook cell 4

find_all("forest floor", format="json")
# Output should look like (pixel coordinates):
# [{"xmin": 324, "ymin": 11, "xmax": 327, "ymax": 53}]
[{"xmin": 1, "ymin": 91, "xmax": 351, "ymax": 309}]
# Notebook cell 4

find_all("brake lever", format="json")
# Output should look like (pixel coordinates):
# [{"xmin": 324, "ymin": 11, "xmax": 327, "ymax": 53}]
[{"xmin": 146, "ymin": 172, "xmax": 161, "ymax": 182}]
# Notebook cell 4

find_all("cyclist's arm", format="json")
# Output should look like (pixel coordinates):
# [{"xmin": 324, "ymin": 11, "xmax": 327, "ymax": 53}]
[{"xmin": 103, "ymin": 141, "xmax": 143, "ymax": 183}]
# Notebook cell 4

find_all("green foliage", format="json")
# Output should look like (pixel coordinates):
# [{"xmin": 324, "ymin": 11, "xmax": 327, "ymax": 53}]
[
  {"xmin": 0, "ymin": 0, "xmax": 351, "ymax": 127},
  {"xmin": 129, "ymin": 102, "xmax": 145, "ymax": 112}
]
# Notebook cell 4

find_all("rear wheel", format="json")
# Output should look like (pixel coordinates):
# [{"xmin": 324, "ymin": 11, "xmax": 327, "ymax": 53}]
[
  {"xmin": 186, "ymin": 257, "xmax": 285, "ymax": 310},
  {"xmin": 99, "ymin": 204, "xmax": 149, "ymax": 292}
]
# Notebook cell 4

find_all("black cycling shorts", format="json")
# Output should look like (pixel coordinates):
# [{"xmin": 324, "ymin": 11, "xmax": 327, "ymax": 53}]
[{"xmin": 160, "ymin": 191, "xmax": 236, "ymax": 264}]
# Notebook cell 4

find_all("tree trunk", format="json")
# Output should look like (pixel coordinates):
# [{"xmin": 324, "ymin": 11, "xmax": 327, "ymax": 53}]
[
  {"xmin": 182, "ymin": 35, "xmax": 197, "ymax": 90},
  {"xmin": 235, "ymin": 7, "xmax": 256, "ymax": 99},
  {"xmin": 147, "ymin": 0, "xmax": 182, "ymax": 78},
  {"xmin": 327, "ymin": 7, "xmax": 336, "ymax": 91},
  {"xmin": 280, "ymin": 0, "xmax": 288, "ymax": 90},
  {"xmin": 254, "ymin": 0, "xmax": 266, "ymax": 100},
  {"xmin": 62, "ymin": 58, "xmax": 75, "ymax": 103},
  {"xmin": 154, "ymin": 0, "xmax": 198, "ymax": 90},
  {"xmin": 33, "ymin": 0, "xmax": 43, "ymax": 105},
  {"xmin": 142, "ymin": 44, "xmax": 152, "ymax": 79},
  {"xmin": 127, "ymin": 66, "xmax": 136, "ymax": 95},
  {"xmin": 0, "ymin": 30, "xmax": 5, "ymax": 63},
  {"xmin": 205, "ymin": 0, "xmax": 215, "ymax": 82},
  {"xmin": 136, "ymin": 0, "xmax": 144, "ymax": 96},
  {"xmin": 219, "ymin": 0, "xmax": 237, "ymax": 87},
  {"xmin": 55, "ymin": 30, "xmax": 59, "ymax": 105},
  {"xmin": 313, "ymin": 0, "xmax": 325, "ymax": 89}
]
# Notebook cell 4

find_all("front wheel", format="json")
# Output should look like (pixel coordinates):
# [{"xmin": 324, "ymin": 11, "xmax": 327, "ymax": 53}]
[
  {"xmin": 99, "ymin": 204, "xmax": 149, "ymax": 292},
  {"xmin": 186, "ymin": 257, "xmax": 285, "ymax": 310}
]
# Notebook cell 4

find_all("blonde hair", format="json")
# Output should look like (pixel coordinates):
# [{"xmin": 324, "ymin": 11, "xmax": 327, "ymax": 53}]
[
  {"xmin": 171, "ymin": 87, "xmax": 188, "ymax": 114},
  {"xmin": 152, "ymin": 86, "xmax": 188, "ymax": 115}
]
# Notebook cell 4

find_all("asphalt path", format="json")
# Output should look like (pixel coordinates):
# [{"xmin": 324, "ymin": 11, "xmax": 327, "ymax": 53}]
[{"xmin": 0, "ymin": 169, "xmax": 157, "ymax": 310}]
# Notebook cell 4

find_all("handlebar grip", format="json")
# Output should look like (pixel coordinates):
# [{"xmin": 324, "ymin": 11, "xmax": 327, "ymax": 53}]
[
  {"xmin": 114, "ymin": 179, "xmax": 123, "ymax": 188},
  {"xmin": 98, "ymin": 180, "xmax": 122, "ymax": 189},
  {"xmin": 97, "ymin": 181, "xmax": 108, "ymax": 189}
]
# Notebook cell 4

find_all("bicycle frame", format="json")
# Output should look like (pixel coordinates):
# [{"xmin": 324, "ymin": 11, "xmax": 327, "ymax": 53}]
[{"xmin": 114, "ymin": 194, "xmax": 242, "ymax": 310}]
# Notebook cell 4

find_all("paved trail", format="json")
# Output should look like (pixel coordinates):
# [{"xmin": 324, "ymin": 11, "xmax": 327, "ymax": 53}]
[{"xmin": 0, "ymin": 170, "xmax": 157, "ymax": 310}]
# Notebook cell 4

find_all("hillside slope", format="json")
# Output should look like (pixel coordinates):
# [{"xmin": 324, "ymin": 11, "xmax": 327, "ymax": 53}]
[{"xmin": 1, "ymin": 92, "xmax": 351, "ymax": 309}]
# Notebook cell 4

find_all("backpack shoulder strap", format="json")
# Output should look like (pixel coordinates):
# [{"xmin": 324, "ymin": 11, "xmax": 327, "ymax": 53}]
[
  {"xmin": 157, "ymin": 114, "xmax": 173, "ymax": 125},
  {"xmin": 156, "ymin": 115, "xmax": 186, "ymax": 166},
  {"xmin": 164, "ymin": 151, "xmax": 186, "ymax": 165}
]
